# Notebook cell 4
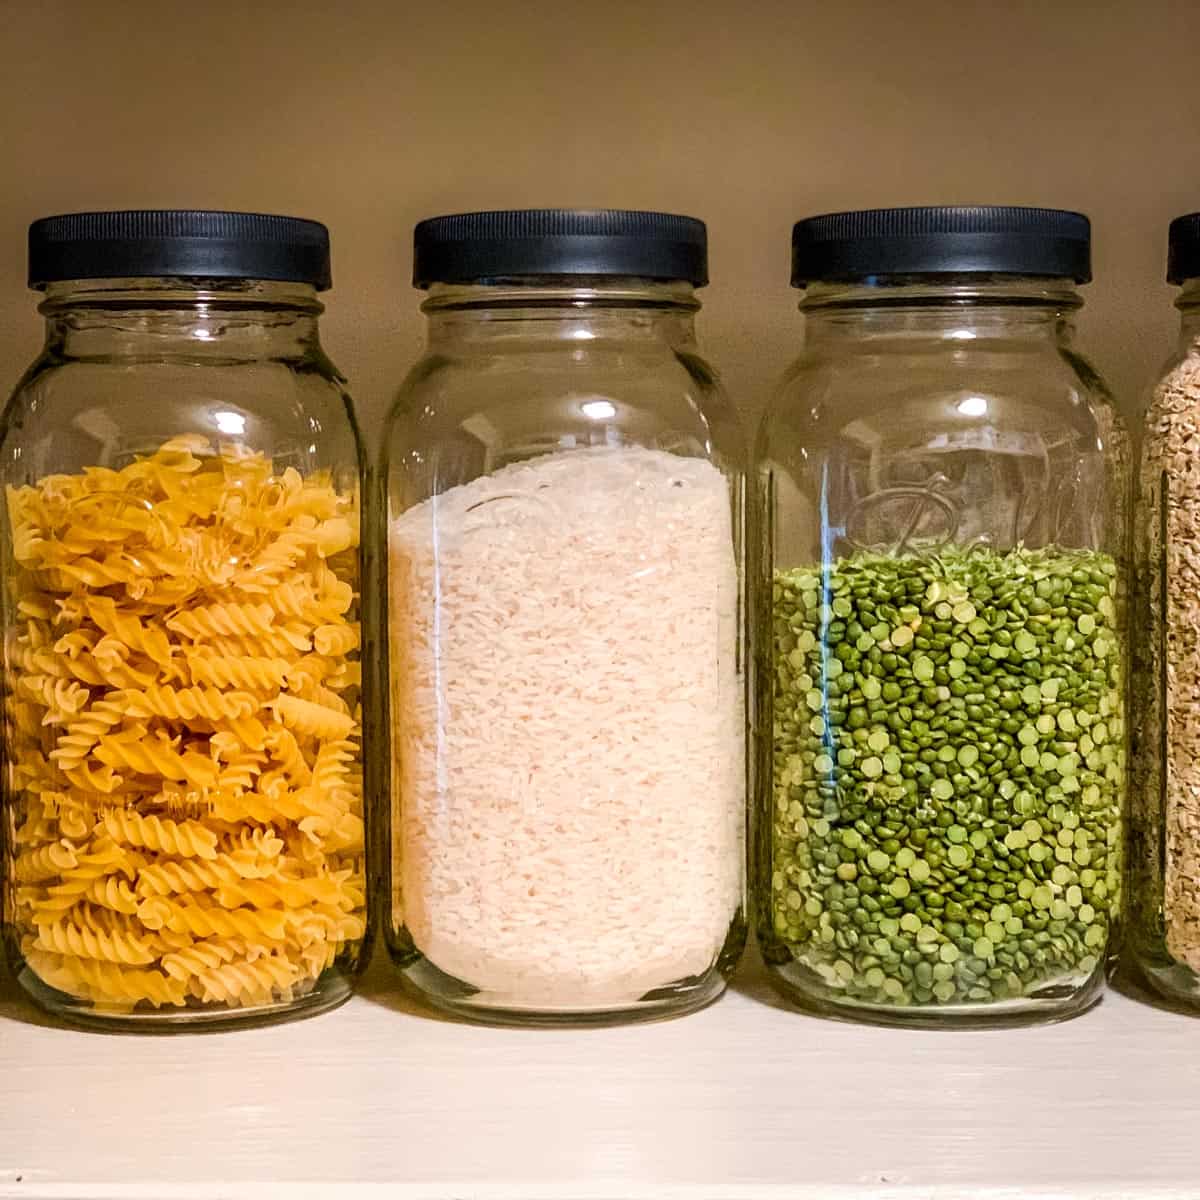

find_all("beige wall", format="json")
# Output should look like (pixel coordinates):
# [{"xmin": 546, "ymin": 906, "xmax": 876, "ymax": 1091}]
[{"xmin": 1, "ymin": 0, "xmax": 1198, "ymax": 443}]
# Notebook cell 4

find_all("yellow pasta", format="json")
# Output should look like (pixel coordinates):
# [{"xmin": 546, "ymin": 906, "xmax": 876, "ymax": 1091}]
[
  {"xmin": 96, "ymin": 810, "xmax": 221, "ymax": 860},
  {"xmin": 219, "ymin": 825, "xmax": 285, "ymax": 859},
  {"xmin": 160, "ymin": 937, "xmax": 247, "ymax": 981},
  {"xmin": 185, "ymin": 655, "xmax": 293, "ymax": 690},
  {"xmin": 166, "ymin": 600, "xmax": 280, "ymax": 640},
  {"xmin": 313, "ymin": 622, "xmax": 361, "ymax": 657},
  {"xmin": 214, "ymin": 872, "xmax": 358, "ymax": 911},
  {"xmin": 272, "ymin": 693, "xmax": 356, "ymax": 741},
  {"xmin": 135, "ymin": 895, "xmax": 296, "ymax": 940},
  {"xmin": 33, "ymin": 913, "xmax": 162, "ymax": 966},
  {"xmin": 193, "ymin": 955, "xmax": 307, "ymax": 1007},
  {"xmin": 118, "ymin": 684, "xmax": 262, "ymax": 723},
  {"xmin": 84, "ymin": 874, "xmax": 141, "ymax": 914},
  {"xmin": 3, "ymin": 438, "xmax": 365, "ymax": 1014},
  {"xmin": 25, "ymin": 950, "xmax": 190, "ymax": 1009},
  {"xmin": 269, "ymin": 576, "xmax": 354, "ymax": 625},
  {"xmin": 264, "ymin": 727, "xmax": 314, "ymax": 785},
  {"xmin": 17, "ymin": 674, "xmax": 90, "ymax": 717},
  {"xmin": 13, "ymin": 841, "xmax": 79, "ymax": 884}
]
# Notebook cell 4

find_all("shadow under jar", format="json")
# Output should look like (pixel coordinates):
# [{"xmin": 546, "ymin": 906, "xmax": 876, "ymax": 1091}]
[
  {"xmin": 382, "ymin": 210, "xmax": 747, "ymax": 1024},
  {"xmin": 1130, "ymin": 212, "xmax": 1200, "ymax": 1009},
  {"xmin": 754, "ymin": 207, "xmax": 1130, "ymax": 1027},
  {"xmin": 0, "ymin": 212, "xmax": 369, "ymax": 1030}
]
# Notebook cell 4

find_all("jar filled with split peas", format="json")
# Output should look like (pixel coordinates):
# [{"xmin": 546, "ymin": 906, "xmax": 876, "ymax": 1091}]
[
  {"xmin": 0, "ymin": 211, "xmax": 368, "ymax": 1028},
  {"xmin": 754, "ymin": 207, "xmax": 1130, "ymax": 1026},
  {"xmin": 382, "ymin": 209, "xmax": 746, "ymax": 1024}
]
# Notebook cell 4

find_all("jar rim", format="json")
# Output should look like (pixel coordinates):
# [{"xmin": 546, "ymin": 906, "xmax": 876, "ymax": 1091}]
[
  {"xmin": 798, "ymin": 275, "xmax": 1084, "ymax": 312},
  {"xmin": 37, "ymin": 276, "xmax": 324, "ymax": 314},
  {"xmin": 420, "ymin": 277, "xmax": 701, "ymax": 314}
]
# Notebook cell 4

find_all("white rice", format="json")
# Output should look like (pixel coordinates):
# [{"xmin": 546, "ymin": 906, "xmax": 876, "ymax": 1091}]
[{"xmin": 389, "ymin": 444, "xmax": 744, "ymax": 1007}]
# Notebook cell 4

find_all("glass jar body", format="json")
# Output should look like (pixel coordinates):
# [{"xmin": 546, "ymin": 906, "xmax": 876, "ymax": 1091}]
[
  {"xmin": 754, "ymin": 279, "xmax": 1130, "ymax": 1026},
  {"xmin": 382, "ymin": 281, "xmax": 747, "ymax": 1024},
  {"xmin": 0, "ymin": 279, "xmax": 369, "ymax": 1030},
  {"xmin": 1130, "ymin": 281, "xmax": 1200, "ymax": 1007}
]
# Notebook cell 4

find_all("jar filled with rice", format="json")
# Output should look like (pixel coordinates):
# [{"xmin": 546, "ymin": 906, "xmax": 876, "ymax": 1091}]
[{"xmin": 382, "ymin": 209, "xmax": 746, "ymax": 1023}]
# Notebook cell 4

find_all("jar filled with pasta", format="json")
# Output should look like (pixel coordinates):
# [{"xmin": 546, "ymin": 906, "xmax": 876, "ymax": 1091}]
[
  {"xmin": 0, "ymin": 211, "xmax": 368, "ymax": 1028},
  {"xmin": 383, "ymin": 210, "xmax": 746, "ymax": 1023}
]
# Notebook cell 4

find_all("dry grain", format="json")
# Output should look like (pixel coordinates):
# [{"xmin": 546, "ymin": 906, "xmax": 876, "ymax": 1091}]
[
  {"xmin": 1143, "ymin": 353, "xmax": 1200, "ymax": 971},
  {"xmin": 388, "ymin": 445, "xmax": 743, "ymax": 1006}
]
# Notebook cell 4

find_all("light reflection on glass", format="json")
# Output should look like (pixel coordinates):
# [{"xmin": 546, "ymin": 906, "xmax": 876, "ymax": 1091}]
[
  {"xmin": 581, "ymin": 399, "xmax": 617, "ymax": 421},
  {"xmin": 213, "ymin": 411, "xmax": 246, "ymax": 435}
]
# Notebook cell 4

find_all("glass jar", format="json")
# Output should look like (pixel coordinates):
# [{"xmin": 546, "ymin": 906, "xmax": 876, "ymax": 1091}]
[
  {"xmin": 382, "ymin": 209, "xmax": 746, "ymax": 1024},
  {"xmin": 754, "ymin": 207, "xmax": 1130, "ymax": 1026},
  {"xmin": 1131, "ymin": 212, "xmax": 1200, "ymax": 1008},
  {"xmin": 0, "ymin": 211, "xmax": 368, "ymax": 1029}
]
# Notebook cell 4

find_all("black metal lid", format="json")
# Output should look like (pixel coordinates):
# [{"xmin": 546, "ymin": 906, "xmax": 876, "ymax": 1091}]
[
  {"xmin": 791, "ymin": 206, "xmax": 1092, "ymax": 286},
  {"xmin": 412, "ymin": 209, "xmax": 708, "ymax": 288},
  {"xmin": 1167, "ymin": 213, "xmax": 1200, "ymax": 285},
  {"xmin": 28, "ymin": 210, "xmax": 332, "ymax": 290}
]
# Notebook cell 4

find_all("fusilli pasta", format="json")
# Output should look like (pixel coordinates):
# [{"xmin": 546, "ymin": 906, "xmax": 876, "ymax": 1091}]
[{"xmin": 3, "ymin": 438, "xmax": 364, "ymax": 1013}]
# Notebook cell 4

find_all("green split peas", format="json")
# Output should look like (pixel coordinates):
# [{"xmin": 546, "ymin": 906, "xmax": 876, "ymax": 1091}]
[{"xmin": 765, "ymin": 546, "xmax": 1125, "ymax": 1009}]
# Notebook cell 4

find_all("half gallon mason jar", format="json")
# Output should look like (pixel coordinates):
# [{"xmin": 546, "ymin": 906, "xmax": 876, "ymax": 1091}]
[
  {"xmin": 0, "ymin": 211, "xmax": 368, "ymax": 1029},
  {"xmin": 1130, "ymin": 211, "xmax": 1200, "ymax": 1008},
  {"xmin": 755, "ymin": 207, "xmax": 1130, "ymax": 1026},
  {"xmin": 382, "ymin": 209, "xmax": 746, "ymax": 1023}
]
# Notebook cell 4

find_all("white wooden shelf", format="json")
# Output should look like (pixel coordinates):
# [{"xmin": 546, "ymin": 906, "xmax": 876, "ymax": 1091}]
[{"xmin": 1, "ymin": 951, "xmax": 1196, "ymax": 1199}]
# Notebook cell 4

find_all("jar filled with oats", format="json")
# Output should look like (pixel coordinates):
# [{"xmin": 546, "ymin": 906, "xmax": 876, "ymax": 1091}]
[
  {"xmin": 0, "ymin": 211, "xmax": 368, "ymax": 1028},
  {"xmin": 1132, "ymin": 211, "xmax": 1200, "ymax": 1008}
]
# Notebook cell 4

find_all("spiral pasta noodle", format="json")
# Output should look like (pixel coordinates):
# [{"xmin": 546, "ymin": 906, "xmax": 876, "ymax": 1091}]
[
  {"xmin": 97, "ymin": 810, "xmax": 221, "ymax": 860},
  {"xmin": 2, "ymin": 436, "xmax": 365, "ymax": 1013}
]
